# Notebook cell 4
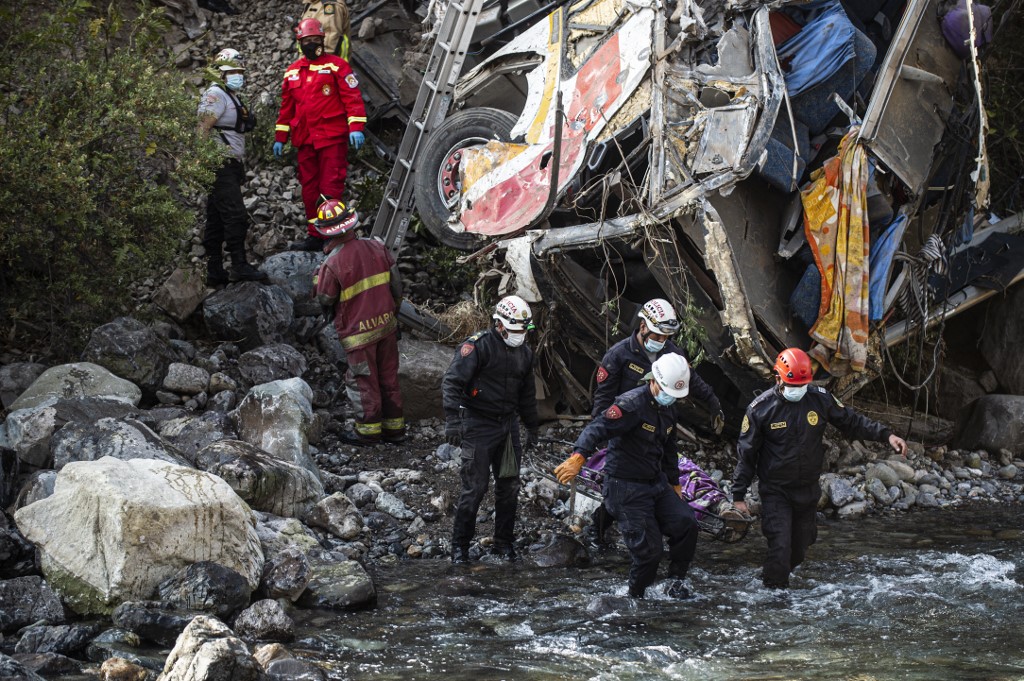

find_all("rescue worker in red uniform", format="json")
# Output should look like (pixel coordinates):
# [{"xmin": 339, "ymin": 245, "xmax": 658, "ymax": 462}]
[
  {"xmin": 274, "ymin": 18, "xmax": 367, "ymax": 251},
  {"xmin": 732, "ymin": 348, "xmax": 908, "ymax": 588},
  {"xmin": 312, "ymin": 199, "xmax": 404, "ymax": 444}
]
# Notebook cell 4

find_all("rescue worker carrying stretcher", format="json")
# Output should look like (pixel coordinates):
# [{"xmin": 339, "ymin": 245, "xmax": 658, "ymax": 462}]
[
  {"xmin": 555, "ymin": 354, "xmax": 699, "ymax": 599},
  {"xmin": 313, "ymin": 199, "xmax": 404, "ymax": 445},
  {"xmin": 587, "ymin": 298, "xmax": 726, "ymax": 544},
  {"xmin": 443, "ymin": 296, "xmax": 540, "ymax": 564},
  {"xmin": 732, "ymin": 347, "xmax": 908, "ymax": 588}
]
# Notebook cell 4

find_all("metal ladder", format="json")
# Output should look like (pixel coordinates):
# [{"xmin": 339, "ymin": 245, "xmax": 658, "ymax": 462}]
[{"xmin": 370, "ymin": 0, "xmax": 485, "ymax": 255}]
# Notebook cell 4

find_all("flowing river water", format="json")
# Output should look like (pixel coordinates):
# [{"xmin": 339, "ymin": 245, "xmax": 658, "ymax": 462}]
[{"xmin": 290, "ymin": 504, "xmax": 1023, "ymax": 680}]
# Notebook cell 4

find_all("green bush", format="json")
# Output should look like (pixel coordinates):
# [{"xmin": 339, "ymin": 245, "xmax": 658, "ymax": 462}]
[{"xmin": 0, "ymin": 1, "xmax": 221, "ymax": 356}]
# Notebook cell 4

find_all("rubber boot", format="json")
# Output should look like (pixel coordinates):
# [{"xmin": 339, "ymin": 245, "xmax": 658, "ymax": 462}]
[
  {"xmin": 451, "ymin": 546, "xmax": 471, "ymax": 565},
  {"xmin": 229, "ymin": 251, "xmax": 268, "ymax": 282}
]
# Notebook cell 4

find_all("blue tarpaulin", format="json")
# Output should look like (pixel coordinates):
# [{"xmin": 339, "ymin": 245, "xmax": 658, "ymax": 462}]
[
  {"xmin": 869, "ymin": 214, "xmax": 908, "ymax": 321},
  {"xmin": 777, "ymin": 1, "xmax": 858, "ymax": 98}
]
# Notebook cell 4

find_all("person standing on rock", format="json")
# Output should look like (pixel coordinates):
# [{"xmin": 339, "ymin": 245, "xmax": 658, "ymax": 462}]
[
  {"xmin": 443, "ymin": 295, "xmax": 540, "ymax": 564},
  {"xmin": 312, "ymin": 198, "xmax": 404, "ymax": 445},
  {"xmin": 197, "ymin": 48, "xmax": 267, "ymax": 286},
  {"xmin": 273, "ymin": 17, "xmax": 367, "ymax": 252},
  {"xmin": 732, "ymin": 347, "xmax": 908, "ymax": 589},
  {"xmin": 554, "ymin": 353, "xmax": 699, "ymax": 599},
  {"xmin": 587, "ymin": 297, "xmax": 726, "ymax": 544}
]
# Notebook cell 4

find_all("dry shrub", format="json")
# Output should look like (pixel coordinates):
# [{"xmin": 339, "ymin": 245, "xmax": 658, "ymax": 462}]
[{"xmin": 438, "ymin": 301, "xmax": 491, "ymax": 343}]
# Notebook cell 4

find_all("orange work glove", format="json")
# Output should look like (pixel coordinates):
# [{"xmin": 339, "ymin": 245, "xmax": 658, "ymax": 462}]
[
  {"xmin": 554, "ymin": 453, "xmax": 586, "ymax": 484},
  {"xmin": 672, "ymin": 484, "xmax": 683, "ymax": 498}
]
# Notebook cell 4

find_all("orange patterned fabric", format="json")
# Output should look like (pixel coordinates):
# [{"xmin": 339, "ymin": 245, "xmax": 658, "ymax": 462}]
[{"xmin": 801, "ymin": 127, "xmax": 871, "ymax": 376}]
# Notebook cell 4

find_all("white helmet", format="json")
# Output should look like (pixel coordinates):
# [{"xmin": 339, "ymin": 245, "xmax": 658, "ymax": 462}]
[
  {"xmin": 638, "ymin": 298, "xmax": 680, "ymax": 335},
  {"xmin": 651, "ymin": 353, "xmax": 690, "ymax": 398},
  {"xmin": 493, "ymin": 295, "xmax": 533, "ymax": 332},
  {"xmin": 214, "ymin": 48, "xmax": 245, "ymax": 71}
]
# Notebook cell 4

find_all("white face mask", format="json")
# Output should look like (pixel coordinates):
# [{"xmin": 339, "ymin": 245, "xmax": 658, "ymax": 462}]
[
  {"xmin": 654, "ymin": 390, "xmax": 676, "ymax": 406},
  {"xmin": 644, "ymin": 338, "xmax": 665, "ymax": 353},
  {"xmin": 503, "ymin": 331, "xmax": 526, "ymax": 348},
  {"xmin": 225, "ymin": 74, "xmax": 244, "ymax": 91},
  {"xmin": 782, "ymin": 384, "xmax": 808, "ymax": 402}
]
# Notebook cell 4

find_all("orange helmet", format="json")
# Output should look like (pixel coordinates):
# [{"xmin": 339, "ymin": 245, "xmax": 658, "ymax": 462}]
[
  {"xmin": 774, "ymin": 348, "xmax": 813, "ymax": 385},
  {"xmin": 313, "ymin": 199, "xmax": 357, "ymax": 237},
  {"xmin": 295, "ymin": 18, "xmax": 325, "ymax": 39}
]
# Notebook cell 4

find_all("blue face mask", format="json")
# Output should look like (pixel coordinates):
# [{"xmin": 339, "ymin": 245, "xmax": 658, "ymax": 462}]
[
  {"xmin": 225, "ymin": 74, "xmax": 244, "ymax": 91},
  {"xmin": 644, "ymin": 338, "xmax": 666, "ymax": 353},
  {"xmin": 654, "ymin": 390, "xmax": 676, "ymax": 407},
  {"xmin": 782, "ymin": 384, "xmax": 808, "ymax": 402}
]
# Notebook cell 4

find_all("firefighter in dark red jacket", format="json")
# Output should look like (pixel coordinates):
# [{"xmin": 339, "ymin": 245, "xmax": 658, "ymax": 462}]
[
  {"xmin": 732, "ymin": 348, "xmax": 908, "ymax": 588},
  {"xmin": 312, "ymin": 199, "xmax": 404, "ymax": 445},
  {"xmin": 274, "ymin": 18, "xmax": 367, "ymax": 251}
]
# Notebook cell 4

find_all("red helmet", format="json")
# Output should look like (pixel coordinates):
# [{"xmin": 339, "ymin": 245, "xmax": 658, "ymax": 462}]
[
  {"xmin": 774, "ymin": 348, "xmax": 813, "ymax": 385},
  {"xmin": 295, "ymin": 18, "xmax": 325, "ymax": 39},
  {"xmin": 313, "ymin": 199, "xmax": 357, "ymax": 238}
]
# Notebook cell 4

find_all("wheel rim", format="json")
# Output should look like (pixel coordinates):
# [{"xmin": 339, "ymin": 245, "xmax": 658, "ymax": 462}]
[{"xmin": 436, "ymin": 136, "xmax": 489, "ymax": 209}]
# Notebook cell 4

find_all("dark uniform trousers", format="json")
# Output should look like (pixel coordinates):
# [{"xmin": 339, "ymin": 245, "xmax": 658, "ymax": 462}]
[
  {"xmin": 451, "ymin": 411, "xmax": 522, "ymax": 551},
  {"xmin": 203, "ymin": 158, "xmax": 248, "ymax": 261},
  {"xmin": 603, "ymin": 474, "xmax": 698, "ymax": 593},
  {"xmin": 758, "ymin": 483, "xmax": 819, "ymax": 587}
]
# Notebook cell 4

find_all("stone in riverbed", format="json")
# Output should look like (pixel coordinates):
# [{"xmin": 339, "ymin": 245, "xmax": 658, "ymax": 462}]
[
  {"xmin": 0, "ymin": 576, "xmax": 65, "ymax": 633},
  {"xmin": 865, "ymin": 462, "xmax": 900, "ymax": 488},
  {"xmin": 233, "ymin": 599, "xmax": 295, "ymax": 642},
  {"xmin": 836, "ymin": 501, "xmax": 868, "ymax": 519},
  {"xmin": 259, "ymin": 546, "xmax": 311, "ymax": 603},
  {"xmin": 157, "ymin": 562, "xmax": 252, "ymax": 619},
  {"xmin": 158, "ymin": 615, "xmax": 262, "ymax": 681},
  {"xmin": 296, "ymin": 559, "xmax": 375, "ymax": 611}
]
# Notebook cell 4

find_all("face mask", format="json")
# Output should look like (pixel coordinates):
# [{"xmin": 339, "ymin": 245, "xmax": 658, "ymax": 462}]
[
  {"xmin": 782, "ymin": 384, "xmax": 808, "ymax": 402},
  {"xmin": 654, "ymin": 390, "xmax": 676, "ymax": 407},
  {"xmin": 225, "ymin": 74, "xmax": 244, "ymax": 91},
  {"xmin": 301, "ymin": 42, "xmax": 324, "ymax": 60},
  {"xmin": 644, "ymin": 338, "xmax": 665, "ymax": 353},
  {"xmin": 503, "ymin": 331, "xmax": 526, "ymax": 348}
]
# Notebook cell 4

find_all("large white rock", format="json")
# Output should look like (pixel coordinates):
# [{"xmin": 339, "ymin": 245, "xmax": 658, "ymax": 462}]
[
  {"xmin": 234, "ymin": 378, "xmax": 319, "ymax": 478},
  {"xmin": 158, "ymin": 615, "xmax": 262, "ymax": 681},
  {"xmin": 10, "ymin": 363, "xmax": 142, "ymax": 412},
  {"xmin": 14, "ymin": 457, "xmax": 263, "ymax": 615}
]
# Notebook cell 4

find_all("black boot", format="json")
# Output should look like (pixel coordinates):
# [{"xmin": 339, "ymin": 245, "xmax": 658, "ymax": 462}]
[
  {"xmin": 229, "ymin": 252, "xmax": 268, "ymax": 282},
  {"xmin": 490, "ymin": 544, "xmax": 517, "ymax": 562},
  {"xmin": 451, "ymin": 546, "xmax": 471, "ymax": 564},
  {"xmin": 206, "ymin": 259, "xmax": 229, "ymax": 287},
  {"xmin": 666, "ymin": 580, "xmax": 691, "ymax": 600},
  {"xmin": 627, "ymin": 584, "xmax": 646, "ymax": 599},
  {"xmin": 667, "ymin": 561, "xmax": 689, "ymax": 580}
]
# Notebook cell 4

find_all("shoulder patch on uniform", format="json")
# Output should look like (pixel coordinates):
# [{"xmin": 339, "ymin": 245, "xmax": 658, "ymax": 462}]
[
  {"xmin": 832, "ymin": 394, "xmax": 844, "ymax": 408},
  {"xmin": 460, "ymin": 343, "xmax": 474, "ymax": 357},
  {"xmin": 345, "ymin": 73, "xmax": 359, "ymax": 88},
  {"xmin": 606, "ymin": 405, "xmax": 622, "ymax": 420},
  {"xmin": 596, "ymin": 366, "xmax": 609, "ymax": 383},
  {"xmin": 807, "ymin": 411, "xmax": 819, "ymax": 426},
  {"xmin": 741, "ymin": 414, "xmax": 749, "ymax": 433}
]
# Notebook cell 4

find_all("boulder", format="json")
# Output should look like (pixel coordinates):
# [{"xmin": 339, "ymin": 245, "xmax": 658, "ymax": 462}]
[
  {"xmin": 260, "ymin": 251, "xmax": 324, "ymax": 318},
  {"xmin": 235, "ymin": 379, "xmax": 319, "ymax": 478},
  {"xmin": 157, "ymin": 562, "xmax": 251, "ymax": 619},
  {"xmin": 14, "ymin": 471, "xmax": 58, "ymax": 511},
  {"xmin": 0, "ymin": 513, "xmax": 36, "ymax": 577},
  {"xmin": 233, "ymin": 600, "xmax": 294, "ymax": 642},
  {"xmin": 12, "ymin": 652, "xmax": 81, "ymax": 677},
  {"xmin": 1, "ymin": 405, "xmax": 58, "ymax": 469},
  {"xmin": 315, "ymin": 324, "xmax": 346, "ymax": 365},
  {"xmin": 203, "ymin": 283, "xmax": 294, "ymax": 351},
  {"xmin": 112, "ymin": 601, "xmax": 203, "ymax": 647},
  {"xmin": 157, "ymin": 615, "xmax": 262, "ymax": 681},
  {"xmin": 51, "ymin": 418, "xmax": 191, "ymax": 470},
  {"xmin": 952, "ymin": 395, "xmax": 1024, "ymax": 455},
  {"xmin": 304, "ymin": 493, "xmax": 363, "ymax": 540},
  {"xmin": 836, "ymin": 500, "xmax": 868, "ymax": 519},
  {"xmin": 14, "ymin": 457, "xmax": 264, "ymax": 615},
  {"xmin": 264, "ymin": 658, "xmax": 326, "ymax": 680},
  {"xmin": 344, "ymin": 483, "xmax": 375, "ymax": 508},
  {"xmin": 152, "ymin": 267, "xmax": 208, "ymax": 323},
  {"xmin": 884, "ymin": 459, "xmax": 916, "ymax": 482},
  {"xmin": 0, "ymin": 653, "xmax": 45, "ymax": 681},
  {"xmin": 0, "ymin": 363, "xmax": 46, "ymax": 410},
  {"xmin": 259, "ymin": 546, "xmax": 311, "ymax": 602},
  {"xmin": 822, "ymin": 474, "xmax": 856, "ymax": 507},
  {"xmin": 10, "ymin": 363, "xmax": 142, "ymax": 412},
  {"xmin": 99, "ymin": 657, "xmax": 149, "ymax": 681},
  {"xmin": 252, "ymin": 643, "xmax": 292, "ymax": 669},
  {"xmin": 208, "ymin": 390, "xmax": 237, "ymax": 413},
  {"xmin": 254, "ymin": 515, "xmax": 320, "ymax": 557},
  {"xmin": 296, "ymin": 559, "xmax": 375, "ymax": 610},
  {"xmin": 158, "ymin": 412, "xmax": 235, "ymax": 460},
  {"xmin": 396, "ymin": 339, "xmax": 453, "ymax": 420},
  {"xmin": 162, "ymin": 364, "xmax": 210, "ymax": 395},
  {"xmin": 866, "ymin": 477, "xmax": 893, "ymax": 505},
  {"xmin": 865, "ymin": 462, "xmax": 900, "ymax": 488},
  {"xmin": 81, "ymin": 318, "xmax": 178, "ymax": 397},
  {"xmin": 374, "ymin": 491, "xmax": 413, "ymax": 520},
  {"xmin": 527, "ymin": 534, "xmax": 590, "ymax": 568},
  {"xmin": 979, "ymin": 284, "xmax": 1024, "ymax": 394},
  {"xmin": 237, "ymin": 344, "xmax": 308, "ymax": 387},
  {"xmin": 929, "ymin": 363, "xmax": 987, "ymax": 420},
  {"xmin": 0, "ymin": 576, "xmax": 65, "ymax": 633},
  {"xmin": 14, "ymin": 622, "xmax": 98, "ymax": 656},
  {"xmin": 194, "ymin": 440, "xmax": 323, "ymax": 519}
]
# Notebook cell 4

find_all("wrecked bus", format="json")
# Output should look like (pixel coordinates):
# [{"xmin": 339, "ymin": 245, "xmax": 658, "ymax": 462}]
[{"xmin": 398, "ymin": 0, "xmax": 1018, "ymax": 425}]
